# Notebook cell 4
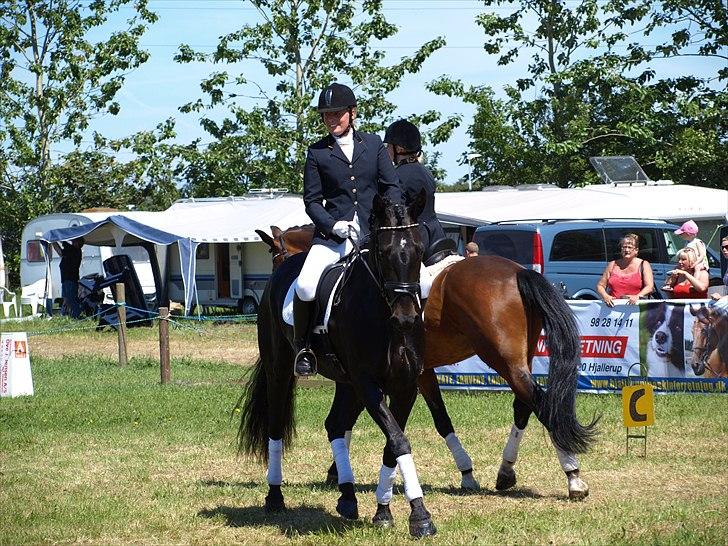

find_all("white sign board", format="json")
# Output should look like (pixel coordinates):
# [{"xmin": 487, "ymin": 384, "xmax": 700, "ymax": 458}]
[{"xmin": 0, "ymin": 332, "xmax": 34, "ymax": 397}]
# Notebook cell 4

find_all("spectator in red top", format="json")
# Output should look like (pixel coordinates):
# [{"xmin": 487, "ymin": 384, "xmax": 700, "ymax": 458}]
[
  {"xmin": 597, "ymin": 233, "xmax": 654, "ymax": 307},
  {"xmin": 663, "ymin": 247, "xmax": 709, "ymax": 299}
]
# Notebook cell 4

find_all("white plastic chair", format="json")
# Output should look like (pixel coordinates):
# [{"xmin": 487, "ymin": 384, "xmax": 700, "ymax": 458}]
[
  {"xmin": 0, "ymin": 286, "xmax": 16, "ymax": 319},
  {"xmin": 20, "ymin": 279, "xmax": 45, "ymax": 317}
]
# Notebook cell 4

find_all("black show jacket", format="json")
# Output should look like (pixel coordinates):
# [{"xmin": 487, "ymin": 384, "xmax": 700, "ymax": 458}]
[{"xmin": 303, "ymin": 130, "xmax": 402, "ymax": 244}]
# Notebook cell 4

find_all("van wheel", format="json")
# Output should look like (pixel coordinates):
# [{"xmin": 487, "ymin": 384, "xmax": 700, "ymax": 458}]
[{"xmin": 237, "ymin": 297, "xmax": 258, "ymax": 316}]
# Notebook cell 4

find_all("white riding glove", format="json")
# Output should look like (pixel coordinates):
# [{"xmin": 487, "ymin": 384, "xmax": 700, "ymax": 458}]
[{"xmin": 332, "ymin": 221, "xmax": 351, "ymax": 239}]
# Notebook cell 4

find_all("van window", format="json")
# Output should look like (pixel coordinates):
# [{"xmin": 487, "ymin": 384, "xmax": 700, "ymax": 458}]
[
  {"xmin": 26, "ymin": 240, "xmax": 48, "ymax": 262},
  {"xmin": 661, "ymin": 230, "xmax": 719, "ymax": 268},
  {"xmin": 473, "ymin": 231, "xmax": 534, "ymax": 264},
  {"xmin": 605, "ymin": 228, "xmax": 661, "ymax": 263},
  {"xmin": 550, "ymin": 230, "xmax": 604, "ymax": 261},
  {"xmin": 662, "ymin": 230, "xmax": 683, "ymax": 264}
]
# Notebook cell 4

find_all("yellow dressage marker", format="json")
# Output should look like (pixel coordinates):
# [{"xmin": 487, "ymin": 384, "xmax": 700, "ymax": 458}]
[{"xmin": 622, "ymin": 384, "xmax": 655, "ymax": 427}]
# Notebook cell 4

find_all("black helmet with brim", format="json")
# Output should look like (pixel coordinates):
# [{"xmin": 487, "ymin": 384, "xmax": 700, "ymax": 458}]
[
  {"xmin": 318, "ymin": 83, "xmax": 357, "ymax": 113},
  {"xmin": 384, "ymin": 119, "xmax": 422, "ymax": 153}
]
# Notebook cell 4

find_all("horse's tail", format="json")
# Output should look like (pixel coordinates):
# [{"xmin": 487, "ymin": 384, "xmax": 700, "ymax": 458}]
[
  {"xmin": 516, "ymin": 268, "xmax": 599, "ymax": 453},
  {"xmin": 235, "ymin": 355, "xmax": 296, "ymax": 462}
]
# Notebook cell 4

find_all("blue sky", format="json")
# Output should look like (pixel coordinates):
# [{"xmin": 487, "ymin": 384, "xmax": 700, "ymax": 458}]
[{"xmin": 52, "ymin": 0, "xmax": 723, "ymax": 184}]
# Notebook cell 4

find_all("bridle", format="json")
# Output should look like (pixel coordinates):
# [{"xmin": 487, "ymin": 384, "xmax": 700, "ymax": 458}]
[
  {"xmin": 692, "ymin": 319, "xmax": 717, "ymax": 374},
  {"xmin": 270, "ymin": 233, "xmax": 292, "ymax": 267},
  {"xmin": 367, "ymin": 220, "xmax": 423, "ymax": 313}
]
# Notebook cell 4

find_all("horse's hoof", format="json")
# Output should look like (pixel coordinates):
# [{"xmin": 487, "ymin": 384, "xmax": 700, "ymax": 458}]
[
  {"xmin": 264, "ymin": 495, "xmax": 285, "ymax": 513},
  {"xmin": 568, "ymin": 476, "xmax": 589, "ymax": 501},
  {"xmin": 372, "ymin": 503, "xmax": 394, "ymax": 528},
  {"xmin": 495, "ymin": 466, "xmax": 516, "ymax": 491},
  {"xmin": 409, "ymin": 517, "xmax": 437, "ymax": 538},
  {"xmin": 325, "ymin": 471, "xmax": 338, "ymax": 487},
  {"xmin": 461, "ymin": 471, "xmax": 480, "ymax": 492},
  {"xmin": 336, "ymin": 497, "xmax": 359, "ymax": 520}
]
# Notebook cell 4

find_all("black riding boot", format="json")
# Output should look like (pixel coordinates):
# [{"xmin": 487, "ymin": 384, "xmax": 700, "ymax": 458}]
[{"xmin": 293, "ymin": 295, "xmax": 317, "ymax": 376}]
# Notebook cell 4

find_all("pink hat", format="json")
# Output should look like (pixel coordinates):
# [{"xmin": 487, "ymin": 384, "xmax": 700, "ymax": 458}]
[{"xmin": 674, "ymin": 220, "xmax": 698, "ymax": 235}]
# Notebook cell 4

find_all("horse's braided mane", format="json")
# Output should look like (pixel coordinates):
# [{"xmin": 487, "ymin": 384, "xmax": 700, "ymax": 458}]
[{"xmin": 368, "ymin": 197, "xmax": 407, "ymax": 233}]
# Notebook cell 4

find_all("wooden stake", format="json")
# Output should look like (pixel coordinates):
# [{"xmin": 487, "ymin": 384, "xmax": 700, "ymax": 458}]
[
  {"xmin": 116, "ymin": 282, "xmax": 128, "ymax": 367},
  {"xmin": 159, "ymin": 306, "xmax": 170, "ymax": 384}
]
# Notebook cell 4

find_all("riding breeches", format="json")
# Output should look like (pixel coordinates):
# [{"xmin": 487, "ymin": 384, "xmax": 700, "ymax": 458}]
[
  {"xmin": 295, "ymin": 241, "xmax": 434, "ymax": 302},
  {"xmin": 295, "ymin": 240, "xmax": 353, "ymax": 301}
]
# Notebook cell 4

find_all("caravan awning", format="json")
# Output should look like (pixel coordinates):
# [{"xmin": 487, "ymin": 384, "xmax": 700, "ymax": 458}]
[{"xmin": 41, "ymin": 197, "xmax": 312, "ymax": 314}]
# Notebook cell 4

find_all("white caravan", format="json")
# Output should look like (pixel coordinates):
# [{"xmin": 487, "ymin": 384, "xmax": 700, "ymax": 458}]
[{"xmin": 20, "ymin": 212, "xmax": 156, "ymax": 306}]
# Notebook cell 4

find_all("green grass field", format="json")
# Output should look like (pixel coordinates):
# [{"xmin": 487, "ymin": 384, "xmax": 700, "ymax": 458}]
[{"xmin": 1, "ymin": 319, "xmax": 727, "ymax": 544}]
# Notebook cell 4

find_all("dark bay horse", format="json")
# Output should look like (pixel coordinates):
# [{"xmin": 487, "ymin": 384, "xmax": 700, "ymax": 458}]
[
  {"xmin": 258, "ymin": 224, "xmax": 598, "ymax": 500},
  {"xmin": 239, "ymin": 193, "xmax": 438, "ymax": 537}
]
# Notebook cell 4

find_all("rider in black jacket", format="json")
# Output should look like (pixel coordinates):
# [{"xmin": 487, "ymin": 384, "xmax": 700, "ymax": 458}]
[
  {"xmin": 293, "ymin": 83, "xmax": 402, "ymax": 376},
  {"xmin": 383, "ymin": 119, "xmax": 446, "ymax": 258}
]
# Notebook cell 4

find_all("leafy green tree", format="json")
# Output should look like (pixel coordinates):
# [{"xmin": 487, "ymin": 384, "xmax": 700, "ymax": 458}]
[
  {"xmin": 429, "ymin": 0, "xmax": 727, "ymax": 189},
  {"xmin": 0, "ymin": 0, "xmax": 158, "ymax": 285},
  {"xmin": 175, "ymin": 0, "xmax": 445, "ymax": 196}
]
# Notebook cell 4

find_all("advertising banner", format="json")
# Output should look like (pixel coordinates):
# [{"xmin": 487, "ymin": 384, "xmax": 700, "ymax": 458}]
[
  {"xmin": 436, "ymin": 300, "xmax": 728, "ymax": 394},
  {"xmin": 0, "ymin": 332, "xmax": 34, "ymax": 397}
]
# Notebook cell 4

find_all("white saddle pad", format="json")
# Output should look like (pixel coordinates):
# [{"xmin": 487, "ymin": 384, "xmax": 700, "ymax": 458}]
[
  {"xmin": 282, "ymin": 273, "xmax": 346, "ymax": 333},
  {"xmin": 426, "ymin": 254, "xmax": 463, "ymax": 278}
]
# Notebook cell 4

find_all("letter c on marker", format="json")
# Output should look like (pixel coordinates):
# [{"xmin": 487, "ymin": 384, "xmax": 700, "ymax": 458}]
[{"xmin": 629, "ymin": 388, "xmax": 647, "ymax": 422}]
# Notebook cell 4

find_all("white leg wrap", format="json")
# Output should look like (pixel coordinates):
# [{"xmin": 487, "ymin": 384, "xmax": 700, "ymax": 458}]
[
  {"xmin": 267, "ymin": 438, "xmax": 283, "ymax": 486},
  {"xmin": 375, "ymin": 464, "xmax": 397, "ymax": 505},
  {"xmin": 445, "ymin": 432, "xmax": 473, "ymax": 472},
  {"xmin": 396, "ymin": 453, "xmax": 423, "ymax": 502},
  {"xmin": 344, "ymin": 430, "xmax": 352, "ymax": 449},
  {"xmin": 502, "ymin": 424, "xmax": 525, "ymax": 464},
  {"xmin": 331, "ymin": 438, "xmax": 355, "ymax": 484},
  {"xmin": 550, "ymin": 435, "xmax": 579, "ymax": 472}
]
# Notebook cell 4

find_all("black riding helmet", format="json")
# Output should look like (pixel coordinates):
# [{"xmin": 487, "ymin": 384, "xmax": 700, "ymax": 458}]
[
  {"xmin": 317, "ymin": 83, "xmax": 357, "ymax": 112},
  {"xmin": 384, "ymin": 119, "xmax": 422, "ymax": 154}
]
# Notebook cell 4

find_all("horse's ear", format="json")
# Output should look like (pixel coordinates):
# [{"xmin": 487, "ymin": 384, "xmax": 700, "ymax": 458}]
[
  {"xmin": 408, "ymin": 188, "xmax": 426, "ymax": 221},
  {"xmin": 689, "ymin": 304, "xmax": 700, "ymax": 316},
  {"xmin": 255, "ymin": 229, "xmax": 276, "ymax": 249},
  {"xmin": 271, "ymin": 226, "xmax": 282, "ymax": 238}
]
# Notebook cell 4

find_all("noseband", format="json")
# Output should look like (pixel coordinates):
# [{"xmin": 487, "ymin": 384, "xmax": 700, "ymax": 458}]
[{"xmin": 270, "ymin": 234, "xmax": 291, "ymax": 264}]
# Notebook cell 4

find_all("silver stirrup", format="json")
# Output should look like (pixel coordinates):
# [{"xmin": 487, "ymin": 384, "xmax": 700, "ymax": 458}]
[{"xmin": 294, "ymin": 348, "xmax": 317, "ymax": 376}]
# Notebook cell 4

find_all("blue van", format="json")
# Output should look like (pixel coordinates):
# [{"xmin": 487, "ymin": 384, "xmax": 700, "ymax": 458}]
[{"xmin": 472, "ymin": 219, "xmax": 722, "ymax": 299}]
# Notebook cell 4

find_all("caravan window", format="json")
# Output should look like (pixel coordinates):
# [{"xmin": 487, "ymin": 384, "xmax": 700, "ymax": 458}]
[
  {"xmin": 27, "ymin": 240, "xmax": 48, "ymax": 262},
  {"xmin": 196, "ymin": 244, "xmax": 210, "ymax": 260}
]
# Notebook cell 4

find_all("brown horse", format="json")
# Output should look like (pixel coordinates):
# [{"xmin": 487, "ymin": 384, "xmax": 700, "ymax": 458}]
[
  {"xmin": 257, "ymin": 226, "xmax": 598, "ymax": 500},
  {"xmin": 255, "ymin": 225, "xmax": 314, "ymax": 270},
  {"xmin": 689, "ymin": 304, "xmax": 728, "ymax": 378}
]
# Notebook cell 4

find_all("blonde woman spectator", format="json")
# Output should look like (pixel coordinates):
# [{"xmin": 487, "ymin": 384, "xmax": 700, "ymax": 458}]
[
  {"xmin": 597, "ymin": 233, "xmax": 654, "ymax": 307},
  {"xmin": 663, "ymin": 248, "xmax": 709, "ymax": 299},
  {"xmin": 465, "ymin": 242, "xmax": 479, "ymax": 257}
]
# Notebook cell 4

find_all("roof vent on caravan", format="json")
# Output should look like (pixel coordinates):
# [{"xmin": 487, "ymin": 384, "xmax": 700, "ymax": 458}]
[
  {"xmin": 588, "ymin": 156, "xmax": 674, "ymax": 187},
  {"xmin": 246, "ymin": 188, "xmax": 289, "ymax": 199}
]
